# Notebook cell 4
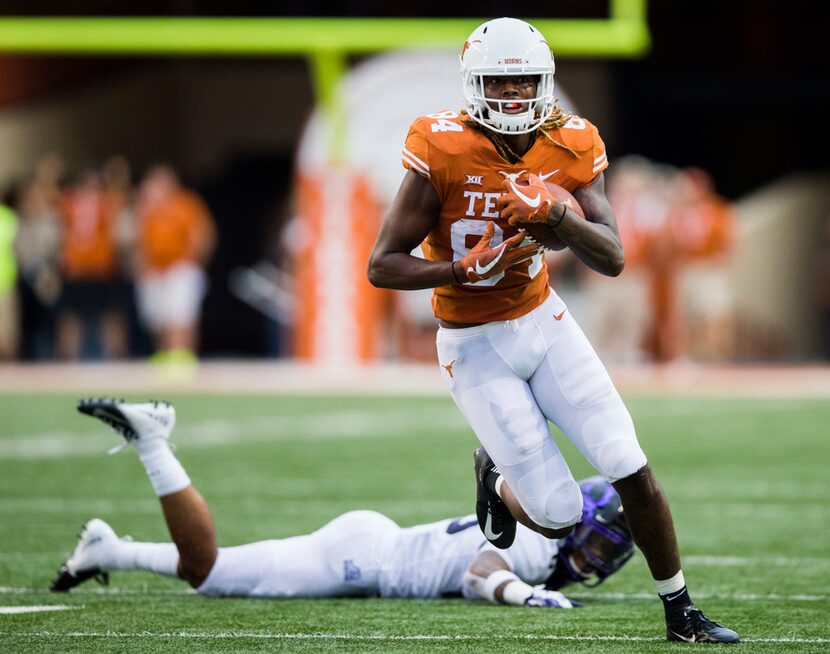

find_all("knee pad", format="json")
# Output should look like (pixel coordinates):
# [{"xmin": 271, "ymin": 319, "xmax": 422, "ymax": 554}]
[
  {"xmin": 516, "ymin": 478, "xmax": 582, "ymax": 531},
  {"xmin": 541, "ymin": 478, "xmax": 583, "ymax": 529}
]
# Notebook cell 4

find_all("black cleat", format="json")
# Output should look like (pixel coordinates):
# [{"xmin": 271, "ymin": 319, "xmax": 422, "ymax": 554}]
[
  {"xmin": 49, "ymin": 519, "xmax": 117, "ymax": 593},
  {"xmin": 50, "ymin": 565, "xmax": 109, "ymax": 593},
  {"xmin": 666, "ymin": 604, "xmax": 740, "ymax": 644},
  {"xmin": 473, "ymin": 447, "xmax": 516, "ymax": 549},
  {"xmin": 77, "ymin": 397, "xmax": 138, "ymax": 442},
  {"xmin": 77, "ymin": 398, "xmax": 176, "ymax": 454}
]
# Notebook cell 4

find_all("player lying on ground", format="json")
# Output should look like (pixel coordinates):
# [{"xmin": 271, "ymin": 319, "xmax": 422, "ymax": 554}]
[{"xmin": 51, "ymin": 399, "xmax": 633, "ymax": 606}]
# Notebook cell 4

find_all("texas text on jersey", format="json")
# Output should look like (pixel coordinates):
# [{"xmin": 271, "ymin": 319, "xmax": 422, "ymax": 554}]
[{"xmin": 401, "ymin": 110, "xmax": 608, "ymax": 324}]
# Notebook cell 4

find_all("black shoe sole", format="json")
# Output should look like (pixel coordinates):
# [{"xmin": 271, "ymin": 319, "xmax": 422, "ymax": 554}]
[
  {"xmin": 50, "ymin": 565, "xmax": 109, "ymax": 592},
  {"xmin": 77, "ymin": 398, "xmax": 138, "ymax": 441}
]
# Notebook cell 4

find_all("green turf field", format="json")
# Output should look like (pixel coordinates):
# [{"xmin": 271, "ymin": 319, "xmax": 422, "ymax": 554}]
[{"xmin": 1, "ymin": 392, "xmax": 828, "ymax": 652}]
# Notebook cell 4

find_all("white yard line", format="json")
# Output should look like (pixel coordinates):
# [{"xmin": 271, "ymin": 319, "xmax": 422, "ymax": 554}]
[
  {"xmin": 0, "ymin": 605, "xmax": 75, "ymax": 615},
  {"xmin": 0, "ymin": 499, "xmax": 161, "ymax": 515},
  {"xmin": 0, "ymin": 586, "xmax": 193, "ymax": 595},
  {"xmin": 0, "ymin": 408, "xmax": 466, "ymax": 460},
  {"xmin": 568, "ymin": 591, "xmax": 827, "ymax": 602},
  {"xmin": 0, "ymin": 630, "xmax": 826, "ymax": 644}
]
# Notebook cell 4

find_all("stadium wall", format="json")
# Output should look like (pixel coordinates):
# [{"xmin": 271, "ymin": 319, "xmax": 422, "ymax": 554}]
[{"xmin": 734, "ymin": 172, "xmax": 830, "ymax": 359}]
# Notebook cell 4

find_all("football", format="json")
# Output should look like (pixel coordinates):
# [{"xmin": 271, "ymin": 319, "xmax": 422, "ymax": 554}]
[{"xmin": 517, "ymin": 182, "xmax": 585, "ymax": 251}]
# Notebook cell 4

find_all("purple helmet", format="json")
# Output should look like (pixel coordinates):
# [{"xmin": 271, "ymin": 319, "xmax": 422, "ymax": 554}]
[{"xmin": 545, "ymin": 476, "xmax": 635, "ymax": 589}]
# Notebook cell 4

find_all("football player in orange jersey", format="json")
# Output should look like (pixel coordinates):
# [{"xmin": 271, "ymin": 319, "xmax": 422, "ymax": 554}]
[{"xmin": 368, "ymin": 17, "xmax": 738, "ymax": 644}]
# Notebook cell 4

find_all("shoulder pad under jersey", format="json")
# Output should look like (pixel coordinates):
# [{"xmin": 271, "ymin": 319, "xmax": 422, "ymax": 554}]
[{"xmin": 546, "ymin": 115, "xmax": 608, "ymax": 183}]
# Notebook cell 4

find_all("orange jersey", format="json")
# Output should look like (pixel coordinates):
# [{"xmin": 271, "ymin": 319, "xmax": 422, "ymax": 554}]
[
  {"xmin": 402, "ymin": 110, "xmax": 608, "ymax": 323},
  {"xmin": 60, "ymin": 189, "xmax": 119, "ymax": 280},
  {"xmin": 670, "ymin": 196, "xmax": 735, "ymax": 261},
  {"xmin": 138, "ymin": 191, "xmax": 212, "ymax": 272},
  {"xmin": 612, "ymin": 194, "xmax": 666, "ymax": 270}
]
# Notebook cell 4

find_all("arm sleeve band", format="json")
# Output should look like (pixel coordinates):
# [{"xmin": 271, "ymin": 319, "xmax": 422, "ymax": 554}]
[
  {"xmin": 501, "ymin": 579, "xmax": 536, "ymax": 606},
  {"xmin": 462, "ymin": 568, "xmax": 534, "ymax": 605}
]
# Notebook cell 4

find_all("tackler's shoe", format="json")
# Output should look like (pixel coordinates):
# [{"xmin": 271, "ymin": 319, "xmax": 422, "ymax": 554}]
[
  {"xmin": 50, "ymin": 519, "xmax": 122, "ymax": 592},
  {"xmin": 473, "ymin": 447, "xmax": 516, "ymax": 549},
  {"xmin": 77, "ymin": 398, "xmax": 176, "ymax": 454},
  {"xmin": 666, "ymin": 604, "xmax": 741, "ymax": 644}
]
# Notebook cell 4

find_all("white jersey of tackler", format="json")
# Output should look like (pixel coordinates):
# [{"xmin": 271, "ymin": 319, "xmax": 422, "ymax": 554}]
[
  {"xmin": 379, "ymin": 513, "xmax": 560, "ymax": 598},
  {"xmin": 197, "ymin": 510, "xmax": 559, "ymax": 599}
]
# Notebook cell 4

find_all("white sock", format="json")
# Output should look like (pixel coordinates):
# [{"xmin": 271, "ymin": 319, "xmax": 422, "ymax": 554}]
[
  {"xmin": 654, "ymin": 570, "xmax": 686, "ymax": 596},
  {"xmin": 495, "ymin": 475, "xmax": 505, "ymax": 500},
  {"xmin": 136, "ymin": 441, "xmax": 191, "ymax": 497},
  {"xmin": 106, "ymin": 540, "xmax": 180, "ymax": 577}
]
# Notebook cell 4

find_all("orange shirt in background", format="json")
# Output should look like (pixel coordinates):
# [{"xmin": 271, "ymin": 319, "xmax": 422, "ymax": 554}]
[
  {"xmin": 138, "ymin": 191, "xmax": 213, "ymax": 272},
  {"xmin": 613, "ymin": 195, "xmax": 662, "ymax": 270},
  {"xmin": 670, "ymin": 196, "xmax": 734, "ymax": 261},
  {"xmin": 60, "ymin": 189, "xmax": 119, "ymax": 281}
]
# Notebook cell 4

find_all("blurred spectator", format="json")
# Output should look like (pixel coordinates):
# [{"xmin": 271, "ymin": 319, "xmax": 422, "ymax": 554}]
[
  {"xmin": 57, "ymin": 165, "xmax": 126, "ymax": 360},
  {"xmin": 671, "ymin": 168, "xmax": 737, "ymax": 361},
  {"xmin": 0, "ymin": 194, "xmax": 18, "ymax": 359},
  {"xmin": 590, "ymin": 159, "xmax": 738, "ymax": 365},
  {"xmin": 103, "ymin": 155, "xmax": 138, "ymax": 269},
  {"xmin": 582, "ymin": 157, "xmax": 658, "ymax": 364},
  {"xmin": 32, "ymin": 153, "xmax": 64, "ymax": 209},
  {"xmin": 13, "ymin": 155, "xmax": 64, "ymax": 360},
  {"xmin": 135, "ymin": 165, "xmax": 216, "ymax": 361},
  {"xmin": 640, "ymin": 164, "xmax": 684, "ymax": 364},
  {"xmin": 102, "ymin": 155, "xmax": 148, "ymax": 356}
]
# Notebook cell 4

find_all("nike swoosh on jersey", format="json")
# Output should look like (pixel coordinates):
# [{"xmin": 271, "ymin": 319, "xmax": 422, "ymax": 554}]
[
  {"xmin": 508, "ymin": 181, "xmax": 541, "ymax": 208},
  {"xmin": 483, "ymin": 509, "xmax": 503, "ymax": 540},
  {"xmin": 554, "ymin": 310, "xmax": 567, "ymax": 321},
  {"xmin": 473, "ymin": 243, "xmax": 506, "ymax": 275},
  {"xmin": 538, "ymin": 169, "xmax": 560, "ymax": 181}
]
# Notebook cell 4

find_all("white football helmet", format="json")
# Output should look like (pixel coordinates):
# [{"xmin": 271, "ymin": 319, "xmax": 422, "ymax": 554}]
[{"xmin": 460, "ymin": 17, "xmax": 556, "ymax": 135}]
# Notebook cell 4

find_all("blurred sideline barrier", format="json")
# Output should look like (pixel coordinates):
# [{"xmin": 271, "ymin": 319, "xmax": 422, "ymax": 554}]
[{"xmin": 0, "ymin": 360, "xmax": 829, "ymax": 397}]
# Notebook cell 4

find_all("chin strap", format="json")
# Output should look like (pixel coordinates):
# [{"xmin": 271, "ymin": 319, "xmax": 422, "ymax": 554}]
[{"xmin": 544, "ymin": 551, "xmax": 597, "ymax": 591}]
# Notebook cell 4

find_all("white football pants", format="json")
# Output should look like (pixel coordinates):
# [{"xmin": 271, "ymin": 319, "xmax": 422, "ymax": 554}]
[
  {"xmin": 436, "ymin": 291, "xmax": 647, "ymax": 530},
  {"xmin": 197, "ymin": 510, "xmax": 399, "ymax": 598}
]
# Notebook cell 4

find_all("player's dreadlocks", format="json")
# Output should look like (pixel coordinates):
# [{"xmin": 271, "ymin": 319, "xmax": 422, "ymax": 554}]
[{"xmin": 460, "ymin": 104, "xmax": 580, "ymax": 164}]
